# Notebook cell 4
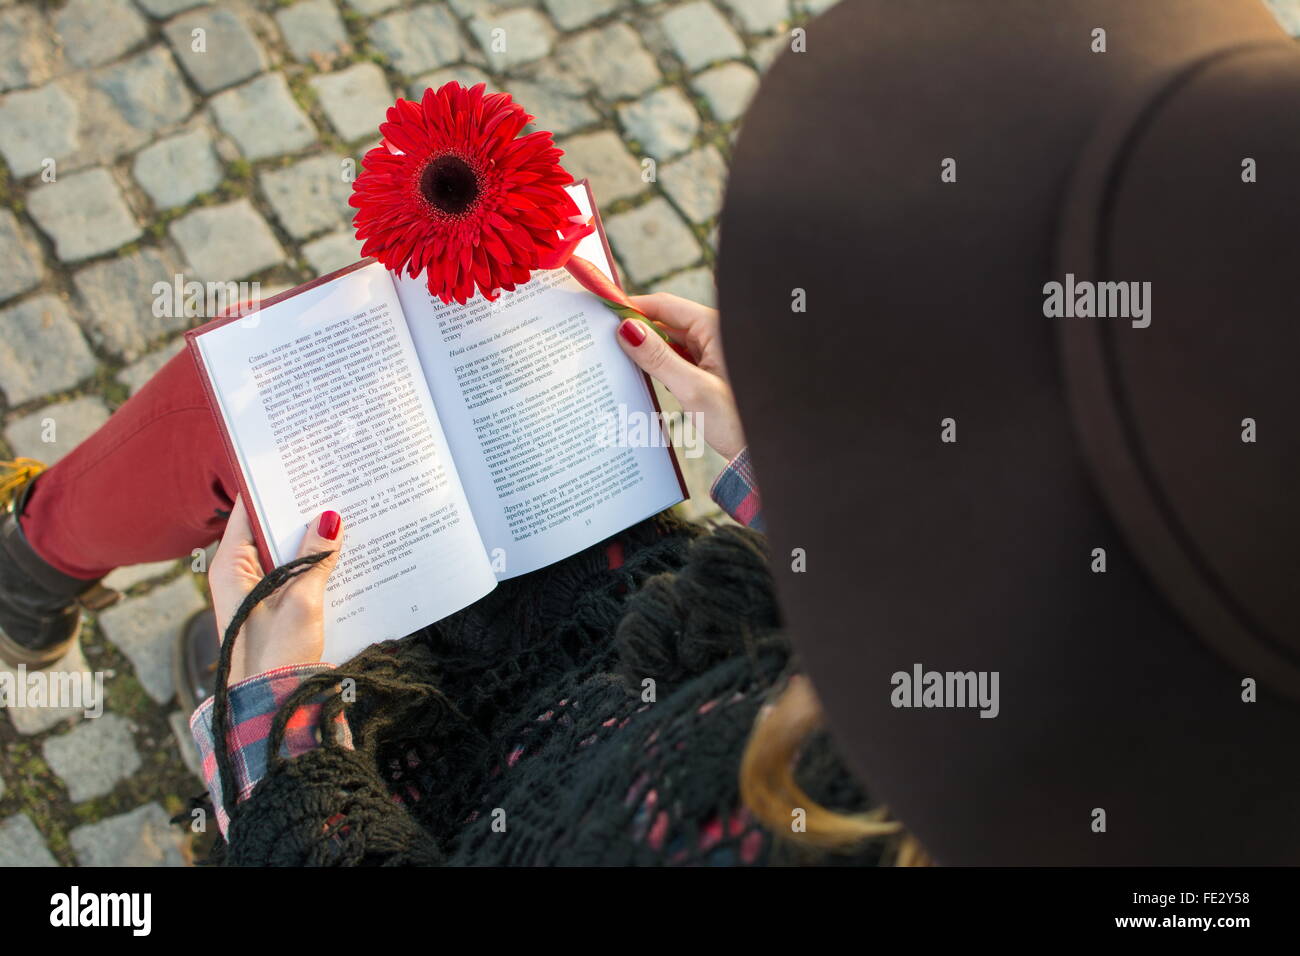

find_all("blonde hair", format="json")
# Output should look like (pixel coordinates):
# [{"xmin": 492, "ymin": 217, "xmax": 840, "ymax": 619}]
[{"xmin": 740, "ymin": 674, "xmax": 930, "ymax": 866}]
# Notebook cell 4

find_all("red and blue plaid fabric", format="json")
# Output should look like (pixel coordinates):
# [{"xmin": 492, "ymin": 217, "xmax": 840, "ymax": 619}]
[{"xmin": 190, "ymin": 448, "xmax": 765, "ymax": 837}]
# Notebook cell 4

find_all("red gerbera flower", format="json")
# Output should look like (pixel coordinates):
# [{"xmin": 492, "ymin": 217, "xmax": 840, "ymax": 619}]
[{"xmin": 349, "ymin": 82, "xmax": 592, "ymax": 305}]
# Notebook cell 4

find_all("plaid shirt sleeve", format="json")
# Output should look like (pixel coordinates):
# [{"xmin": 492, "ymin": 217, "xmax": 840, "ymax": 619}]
[
  {"xmin": 709, "ymin": 446, "xmax": 765, "ymax": 531},
  {"xmin": 189, "ymin": 663, "xmax": 335, "ymax": 835}
]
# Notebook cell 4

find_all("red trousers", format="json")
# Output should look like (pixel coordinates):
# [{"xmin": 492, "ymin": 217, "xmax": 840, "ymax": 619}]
[{"xmin": 23, "ymin": 347, "xmax": 237, "ymax": 580}]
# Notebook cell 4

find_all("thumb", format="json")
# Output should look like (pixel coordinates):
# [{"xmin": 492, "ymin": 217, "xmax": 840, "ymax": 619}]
[
  {"xmin": 617, "ymin": 318, "xmax": 709, "ymax": 402},
  {"xmin": 294, "ymin": 509, "xmax": 344, "ymax": 588}
]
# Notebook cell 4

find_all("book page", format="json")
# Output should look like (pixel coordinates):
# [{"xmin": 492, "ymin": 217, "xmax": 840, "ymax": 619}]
[
  {"xmin": 193, "ymin": 262, "xmax": 497, "ymax": 663},
  {"xmin": 393, "ymin": 185, "xmax": 685, "ymax": 579}
]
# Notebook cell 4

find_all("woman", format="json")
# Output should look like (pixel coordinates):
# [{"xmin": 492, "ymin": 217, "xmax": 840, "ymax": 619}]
[{"xmin": 0, "ymin": 289, "xmax": 910, "ymax": 865}]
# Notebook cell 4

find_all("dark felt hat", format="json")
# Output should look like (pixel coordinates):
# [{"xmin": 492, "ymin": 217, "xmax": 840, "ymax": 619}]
[{"xmin": 717, "ymin": 0, "xmax": 1300, "ymax": 864}]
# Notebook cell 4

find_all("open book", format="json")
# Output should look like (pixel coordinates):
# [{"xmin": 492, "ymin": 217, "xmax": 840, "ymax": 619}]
[{"xmin": 187, "ymin": 182, "xmax": 686, "ymax": 663}]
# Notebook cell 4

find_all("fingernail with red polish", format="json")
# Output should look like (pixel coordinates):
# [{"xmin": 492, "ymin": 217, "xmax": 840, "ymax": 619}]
[
  {"xmin": 619, "ymin": 319, "xmax": 646, "ymax": 346},
  {"xmin": 318, "ymin": 510, "xmax": 341, "ymax": 540}
]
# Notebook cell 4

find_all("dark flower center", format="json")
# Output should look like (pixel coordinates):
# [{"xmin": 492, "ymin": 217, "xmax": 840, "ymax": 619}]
[{"xmin": 420, "ymin": 155, "xmax": 480, "ymax": 216}]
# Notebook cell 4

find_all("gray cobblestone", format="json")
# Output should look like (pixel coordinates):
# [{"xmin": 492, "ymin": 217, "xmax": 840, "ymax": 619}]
[
  {"xmin": 409, "ymin": 65, "xmax": 492, "ymax": 99},
  {"xmin": 660, "ymin": 144, "xmax": 726, "ymax": 223},
  {"xmin": 0, "ymin": 210, "xmax": 45, "ymax": 303},
  {"xmin": 56, "ymin": 0, "xmax": 149, "ymax": 70},
  {"xmin": 0, "ymin": 295, "xmax": 97, "ymax": 406},
  {"xmin": 98, "ymin": 576, "xmax": 205, "ymax": 706},
  {"xmin": 0, "ymin": 815, "xmax": 58, "ymax": 867},
  {"xmin": 135, "ymin": 0, "xmax": 206, "ymax": 16},
  {"xmin": 164, "ymin": 6, "xmax": 268, "ymax": 94},
  {"xmin": 661, "ymin": 2, "xmax": 745, "ymax": 71},
  {"xmin": 558, "ymin": 130, "xmax": 646, "ymax": 203},
  {"xmin": 277, "ymin": 0, "xmax": 350, "ymax": 64},
  {"xmin": 117, "ymin": 340, "xmax": 186, "ymax": 395},
  {"xmin": 0, "ymin": 638, "xmax": 95, "ymax": 735},
  {"xmin": 691, "ymin": 61, "xmax": 758, "ymax": 123},
  {"xmin": 170, "ymin": 199, "xmax": 286, "ymax": 280},
  {"xmin": 651, "ymin": 265, "xmax": 716, "ymax": 307},
  {"xmin": 73, "ymin": 247, "xmax": 188, "ymax": 360},
  {"xmin": 91, "ymin": 46, "xmax": 195, "ymax": 135},
  {"xmin": 311, "ymin": 63, "xmax": 394, "ymax": 143},
  {"xmin": 606, "ymin": 197, "xmax": 702, "ymax": 285},
  {"xmin": 104, "ymin": 560, "xmax": 180, "ymax": 591},
  {"xmin": 0, "ymin": 82, "xmax": 81, "ymax": 178},
  {"xmin": 557, "ymin": 23, "xmax": 661, "ymax": 100},
  {"xmin": 345, "ymin": 0, "xmax": 403, "ymax": 14},
  {"xmin": 0, "ymin": 6, "xmax": 60, "ymax": 92},
  {"xmin": 5, "ymin": 396, "xmax": 112, "ymax": 466},
  {"xmin": 302, "ymin": 230, "xmax": 364, "ymax": 275},
  {"xmin": 132, "ymin": 128, "xmax": 223, "ymax": 209},
  {"xmin": 618, "ymin": 86, "xmax": 700, "ymax": 159},
  {"xmin": 168, "ymin": 710, "xmax": 203, "ymax": 779},
  {"xmin": 470, "ymin": 8, "xmax": 556, "ymax": 71},
  {"xmin": 368, "ymin": 4, "xmax": 464, "ymax": 77},
  {"xmin": 543, "ymin": 0, "xmax": 620, "ymax": 31},
  {"xmin": 513, "ymin": 77, "xmax": 598, "ymax": 136},
  {"xmin": 70, "ymin": 803, "xmax": 187, "ymax": 867},
  {"xmin": 719, "ymin": 0, "xmax": 790, "ymax": 34},
  {"xmin": 210, "ymin": 72, "xmax": 317, "ymax": 161},
  {"xmin": 43, "ymin": 713, "xmax": 142, "ymax": 802},
  {"xmin": 259, "ymin": 154, "xmax": 354, "ymax": 240},
  {"xmin": 27, "ymin": 168, "xmax": 141, "ymax": 263}
]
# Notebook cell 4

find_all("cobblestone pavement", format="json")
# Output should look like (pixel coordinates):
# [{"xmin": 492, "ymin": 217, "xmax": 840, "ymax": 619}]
[{"xmin": 1, "ymin": 0, "xmax": 1297, "ymax": 867}]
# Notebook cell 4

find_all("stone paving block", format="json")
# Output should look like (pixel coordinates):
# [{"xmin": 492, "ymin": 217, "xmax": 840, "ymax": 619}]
[
  {"xmin": 798, "ymin": 0, "xmax": 841, "ymax": 14},
  {"xmin": 749, "ymin": 31, "xmax": 786, "ymax": 70},
  {"xmin": 164, "ymin": 5, "xmax": 268, "ymax": 94},
  {"xmin": 259, "ymin": 154, "xmax": 354, "ymax": 240},
  {"xmin": 5, "ymin": 396, "xmax": 112, "ymax": 466},
  {"xmin": 558, "ymin": 130, "xmax": 646, "ymax": 203},
  {"xmin": 0, "ymin": 295, "xmax": 97, "ymax": 405},
  {"xmin": 73, "ymin": 247, "xmax": 188, "ymax": 360},
  {"xmin": 27, "ymin": 168, "xmax": 141, "ymax": 263},
  {"xmin": 132, "ymin": 128, "xmax": 223, "ymax": 209},
  {"xmin": 69, "ymin": 802, "xmax": 187, "ymax": 867},
  {"xmin": 513, "ymin": 77, "xmax": 598, "ymax": 136},
  {"xmin": 210, "ymin": 72, "xmax": 317, "ymax": 161},
  {"xmin": 542, "ymin": 0, "xmax": 620, "ymax": 31},
  {"xmin": 368, "ymin": 4, "xmax": 463, "ymax": 76},
  {"xmin": 0, "ymin": 815, "xmax": 58, "ymax": 867},
  {"xmin": 0, "ymin": 210, "xmax": 45, "ymax": 303},
  {"xmin": 57, "ymin": 0, "xmax": 149, "ymax": 70},
  {"xmin": 660, "ymin": 144, "xmax": 726, "ymax": 223},
  {"xmin": 170, "ymin": 199, "xmax": 286, "ymax": 280},
  {"xmin": 618, "ymin": 86, "xmax": 700, "ymax": 159},
  {"xmin": 606, "ymin": 197, "xmax": 703, "ymax": 285},
  {"xmin": 0, "ymin": 82, "xmax": 81, "ymax": 178},
  {"xmin": 310, "ymin": 62, "xmax": 393, "ymax": 143},
  {"xmin": 651, "ymin": 265, "xmax": 717, "ymax": 308},
  {"xmin": 117, "ymin": 339, "xmax": 186, "ymax": 395},
  {"xmin": 277, "ymin": 0, "xmax": 350, "ymax": 64},
  {"xmin": 661, "ymin": 1, "xmax": 745, "ymax": 71},
  {"xmin": 97, "ymin": 576, "xmax": 205, "ymax": 705},
  {"xmin": 104, "ymin": 560, "xmax": 179, "ymax": 592},
  {"xmin": 409, "ymin": 65, "xmax": 493, "ymax": 100},
  {"xmin": 168, "ymin": 710, "xmax": 203, "ymax": 779},
  {"xmin": 691, "ymin": 61, "xmax": 758, "ymax": 123},
  {"xmin": 90, "ymin": 46, "xmax": 196, "ymax": 135},
  {"xmin": 470, "ymin": 8, "xmax": 556, "ymax": 71},
  {"xmin": 718, "ymin": 0, "xmax": 790, "ymax": 34},
  {"xmin": 136, "ymin": 0, "xmax": 206, "ymax": 16},
  {"xmin": 43, "ymin": 713, "xmax": 142, "ymax": 802},
  {"xmin": 302, "ymin": 230, "xmax": 364, "ymax": 275},
  {"xmin": 346, "ymin": 0, "xmax": 403, "ymax": 14},
  {"xmin": 0, "ymin": 6, "xmax": 62, "ymax": 93},
  {"xmin": 0, "ymin": 637, "xmax": 98, "ymax": 735},
  {"xmin": 558, "ymin": 23, "xmax": 661, "ymax": 101}
]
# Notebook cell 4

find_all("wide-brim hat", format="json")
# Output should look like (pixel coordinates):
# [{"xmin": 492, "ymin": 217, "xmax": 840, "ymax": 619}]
[{"xmin": 718, "ymin": 0, "xmax": 1300, "ymax": 864}]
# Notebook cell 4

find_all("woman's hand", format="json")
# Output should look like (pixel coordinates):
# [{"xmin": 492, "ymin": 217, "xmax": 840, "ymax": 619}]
[
  {"xmin": 208, "ymin": 496, "xmax": 345, "ymax": 685},
  {"xmin": 615, "ymin": 293, "xmax": 747, "ymax": 460}
]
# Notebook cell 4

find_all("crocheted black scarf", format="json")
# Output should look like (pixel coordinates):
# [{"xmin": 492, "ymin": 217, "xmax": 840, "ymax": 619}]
[{"xmin": 204, "ymin": 513, "xmax": 882, "ymax": 866}]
